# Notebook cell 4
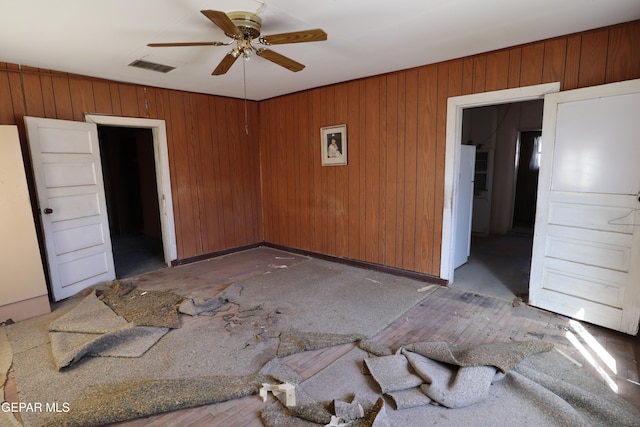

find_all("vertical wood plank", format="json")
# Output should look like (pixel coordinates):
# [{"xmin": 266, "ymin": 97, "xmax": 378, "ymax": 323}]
[
  {"xmin": 145, "ymin": 86, "xmax": 159, "ymax": 119},
  {"xmin": 311, "ymin": 88, "xmax": 323, "ymax": 251},
  {"xmin": 196, "ymin": 93, "xmax": 216, "ymax": 252},
  {"xmin": 238, "ymin": 99, "xmax": 255, "ymax": 244},
  {"xmin": 605, "ymin": 21, "xmax": 640, "ymax": 83},
  {"xmin": 289, "ymin": 94, "xmax": 300, "ymax": 248},
  {"xmin": 21, "ymin": 72, "xmax": 45, "ymax": 117},
  {"xmin": 118, "ymin": 83, "xmax": 140, "ymax": 117},
  {"xmin": 508, "ymin": 47, "xmax": 522, "ymax": 88},
  {"xmin": 520, "ymin": 42, "xmax": 545, "ymax": 86},
  {"xmin": 357, "ymin": 80, "xmax": 368, "ymax": 259},
  {"xmin": 394, "ymin": 71, "xmax": 406, "ymax": 267},
  {"xmin": 186, "ymin": 93, "xmax": 204, "ymax": 253},
  {"xmin": 542, "ymin": 38, "xmax": 567, "ymax": 84},
  {"xmin": 577, "ymin": 29, "xmax": 609, "ymax": 87},
  {"xmin": 462, "ymin": 57, "xmax": 474, "ymax": 95},
  {"xmin": 109, "ymin": 82, "xmax": 123, "ymax": 116},
  {"xmin": 347, "ymin": 81, "xmax": 361, "ymax": 260},
  {"xmin": 68, "ymin": 77, "xmax": 96, "ymax": 121},
  {"xmin": 415, "ymin": 65, "xmax": 437, "ymax": 273},
  {"xmin": 167, "ymin": 90, "xmax": 192, "ymax": 257},
  {"xmin": 0, "ymin": 71, "xmax": 16, "ymax": 124},
  {"xmin": 384, "ymin": 73, "xmax": 399, "ymax": 267},
  {"xmin": 7, "ymin": 72, "xmax": 25, "ymax": 131},
  {"xmin": 298, "ymin": 91, "xmax": 313, "ymax": 249},
  {"xmin": 137, "ymin": 86, "xmax": 148, "ymax": 118},
  {"xmin": 485, "ymin": 50, "xmax": 509, "ymax": 91},
  {"xmin": 402, "ymin": 69, "xmax": 418, "ymax": 271},
  {"xmin": 228, "ymin": 100, "xmax": 244, "ymax": 246},
  {"xmin": 472, "ymin": 55, "xmax": 486, "ymax": 93},
  {"xmin": 259, "ymin": 100, "xmax": 273, "ymax": 242},
  {"xmin": 364, "ymin": 77, "xmax": 381, "ymax": 264},
  {"xmin": 563, "ymin": 35, "xmax": 582, "ymax": 90},
  {"xmin": 334, "ymin": 83, "xmax": 349, "ymax": 258},
  {"xmin": 250, "ymin": 101, "xmax": 262, "ymax": 241},
  {"xmin": 448, "ymin": 59, "xmax": 464, "ymax": 98},
  {"xmin": 39, "ymin": 72, "xmax": 57, "ymax": 118},
  {"xmin": 324, "ymin": 86, "xmax": 336, "ymax": 255},
  {"xmin": 377, "ymin": 76, "xmax": 387, "ymax": 265},
  {"xmin": 51, "ymin": 75, "xmax": 74, "ymax": 120},
  {"xmin": 209, "ymin": 96, "xmax": 227, "ymax": 250},
  {"xmin": 92, "ymin": 80, "xmax": 113, "ymax": 115},
  {"xmin": 433, "ymin": 61, "xmax": 450, "ymax": 273}
]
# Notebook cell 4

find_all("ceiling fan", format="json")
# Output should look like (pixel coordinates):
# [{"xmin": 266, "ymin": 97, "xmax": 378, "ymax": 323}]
[{"xmin": 148, "ymin": 10, "xmax": 327, "ymax": 75}]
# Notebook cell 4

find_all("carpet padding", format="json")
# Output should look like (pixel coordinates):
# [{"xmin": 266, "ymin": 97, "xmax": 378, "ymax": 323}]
[
  {"xmin": 275, "ymin": 343, "xmax": 640, "ymax": 426},
  {"xmin": 98, "ymin": 281, "xmax": 183, "ymax": 329},
  {"xmin": 47, "ymin": 291, "xmax": 170, "ymax": 370},
  {"xmin": 277, "ymin": 331, "xmax": 365, "ymax": 357},
  {"xmin": 40, "ymin": 374, "xmax": 275, "ymax": 427}
]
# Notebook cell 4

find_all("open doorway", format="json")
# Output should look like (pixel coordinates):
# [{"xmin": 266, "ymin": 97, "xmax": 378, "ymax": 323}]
[
  {"xmin": 98, "ymin": 126, "xmax": 166, "ymax": 278},
  {"xmin": 450, "ymin": 99, "xmax": 545, "ymax": 301},
  {"xmin": 513, "ymin": 130, "xmax": 542, "ymax": 233}
]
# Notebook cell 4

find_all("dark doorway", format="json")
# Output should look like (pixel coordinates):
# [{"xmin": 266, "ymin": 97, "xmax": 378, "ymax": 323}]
[
  {"xmin": 453, "ymin": 103, "xmax": 542, "ymax": 302},
  {"xmin": 98, "ymin": 126, "xmax": 166, "ymax": 278},
  {"xmin": 513, "ymin": 130, "xmax": 542, "ymax": 232}
]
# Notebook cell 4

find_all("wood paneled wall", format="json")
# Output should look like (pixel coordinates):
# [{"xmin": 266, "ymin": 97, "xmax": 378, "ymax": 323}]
[
  {"xmin": 259, "ymin": 20, "xmax": 640, "ymax": 277},
  {"xmin": 0, "ymin": 65, "xmax": 262, "ymax": 260},
  {"xmin": 1, "ymin": 20, "xmax": 638, "ymax": 276}
]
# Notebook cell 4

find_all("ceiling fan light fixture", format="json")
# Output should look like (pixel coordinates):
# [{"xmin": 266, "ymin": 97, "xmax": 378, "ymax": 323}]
[
  {"xmin": 226, "ymin": 11, "xmax": 262, "ymax": 39},
  {"xmin": 148, "ymin": 9, "xmax": 327, "ymax": 76}
]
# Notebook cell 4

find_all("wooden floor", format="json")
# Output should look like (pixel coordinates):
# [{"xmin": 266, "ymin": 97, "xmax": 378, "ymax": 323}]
[{"xmin": 3, "ymin": 247, "xmax": 639, "ymax": 426}]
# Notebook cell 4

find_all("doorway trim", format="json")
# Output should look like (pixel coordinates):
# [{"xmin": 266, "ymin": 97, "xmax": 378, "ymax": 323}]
[
  {"xmin": 84, "ymin": 114, "xmax": 177, "ymax": 265},
  {"xmin": 440, "ymin": 82, "xmax": 560, "ymax": 283}
]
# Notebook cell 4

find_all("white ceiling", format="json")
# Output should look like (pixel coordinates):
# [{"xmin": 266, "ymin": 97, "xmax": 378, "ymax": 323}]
[{"xmin": 1, "ymin": 0, "xmax": 639, "ymax": 101}]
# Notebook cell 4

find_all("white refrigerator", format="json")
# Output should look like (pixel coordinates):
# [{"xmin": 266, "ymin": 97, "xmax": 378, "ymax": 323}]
[{"xmin": 453, "ymin": 144, "xmax": 476, "ymax": 269}]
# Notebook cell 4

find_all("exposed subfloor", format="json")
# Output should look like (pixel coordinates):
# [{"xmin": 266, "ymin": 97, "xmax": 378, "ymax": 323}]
[{"xmin": 3, "ymin": 246, "xmax": 639, "ymax": 427}]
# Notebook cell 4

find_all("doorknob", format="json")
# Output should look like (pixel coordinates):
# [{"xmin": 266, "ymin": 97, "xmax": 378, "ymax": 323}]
[{"xmin": 43, "ymin": 208, "xmax": 53, "ymax": 214}]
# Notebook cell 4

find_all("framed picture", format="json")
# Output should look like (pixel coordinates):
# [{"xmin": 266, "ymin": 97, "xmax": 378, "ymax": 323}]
[{"xmin": 321, "ymin": 124, "xmax": 347, "ymax": 166}]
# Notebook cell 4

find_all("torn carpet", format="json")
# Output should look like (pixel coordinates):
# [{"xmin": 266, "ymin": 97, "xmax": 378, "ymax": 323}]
[
  {"xmin": 290, "ymin": 344, "xmax": 640, "ymax": 426},
  {"xmin": 6, "ymin": 259, "xmax": 439, "ymax": 427},
  {"xmin": 98, "ymin": 281, "xmax": 183, "ymax": 328},
  {"xmin": 48, "ymin": 291, "xmax": 169, "ymax": 370}
]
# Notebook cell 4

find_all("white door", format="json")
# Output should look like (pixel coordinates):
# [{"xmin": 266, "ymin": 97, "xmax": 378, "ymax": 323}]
[
  {"xmin": 530, "ymin": 79, "xmax": 640, "ymax": 335},
  {"xmin": 25, "ymin": 117, "xmax": 116, "ymax": 301},
  {"xmin": 453, "ymin": 145, "xmax": 476, "ymax": 268}
]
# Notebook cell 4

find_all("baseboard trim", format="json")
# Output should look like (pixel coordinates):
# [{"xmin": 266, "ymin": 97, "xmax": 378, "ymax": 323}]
[
  {"xmin": 263, "ymin": 242, "xmax": 448, "ymax": 286},
  {"xmin": 171, "ymin": 241, "xmax": 447, "ymax": 286},
  {"xmin": 0, "ymin": 295, "xmax": 51, "ymax": 323},
  {"xmin": 171, "ymin": 242, "xmax": 263, "ymax": 267}
]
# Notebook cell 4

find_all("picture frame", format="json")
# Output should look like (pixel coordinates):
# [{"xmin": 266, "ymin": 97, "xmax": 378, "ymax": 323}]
[{"xmin": 320, "ymin": 124, "xmax": 347, "ymax": 166}]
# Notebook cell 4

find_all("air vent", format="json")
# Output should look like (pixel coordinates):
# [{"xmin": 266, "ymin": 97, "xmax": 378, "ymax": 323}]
[{"xmin": 128, "ymin": 59, "xmax": 175, "ymax": 73}]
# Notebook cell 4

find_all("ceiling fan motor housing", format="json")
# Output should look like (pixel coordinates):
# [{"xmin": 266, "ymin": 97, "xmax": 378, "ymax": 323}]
[{"xmin": 226, "ymin": 11, "xmax": 262, "ymax": 39}]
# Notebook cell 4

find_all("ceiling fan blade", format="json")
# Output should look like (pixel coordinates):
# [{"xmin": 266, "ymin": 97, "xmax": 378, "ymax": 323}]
[
  {"xmin": 259, "ymin": 29, "xmax": 327, "ymax": 45},
  {"xmin": 201, "ymin": 10, "xmax": 242, "ymax": 38},
  {"xmin": 148, "ymin": 41, "xmax": 228, "ymax": 47},
  {"xmin": 256, "ymin": 49, "xmax": 305, "ymax": 72},
  {"xmin": 212, "ymin": 53, "xmax": 239, "ymax": 75}
]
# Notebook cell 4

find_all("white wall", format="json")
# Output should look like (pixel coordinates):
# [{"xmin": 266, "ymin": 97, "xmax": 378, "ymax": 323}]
[{"xmin": 0, "ymin": 125, "xmax": 50, "ymax": 322}]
